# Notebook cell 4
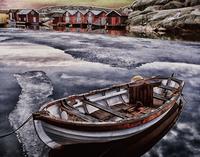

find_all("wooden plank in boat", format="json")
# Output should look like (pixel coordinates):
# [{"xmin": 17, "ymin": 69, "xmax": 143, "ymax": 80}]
[
  {"xmin": 60, "ymin": 101, "xmax": 100, "ymax": 122},
  {"xmin": 170, "ymin": 77, "xmax": 182, "ymax": 84},
  {"xmin": 153, "ymin": 93, "xmax": 168, "ymax": 101},
  {"xmin": 160, "ymin": 85, "xmax": 177, "ymax": 91},
  {"xmin": 91, "ymin": 110, "xmax": 113, "ymax": 121},
  {"xmin": 91, "ymin": 103, "xmax": 132, "ymax": 120},
  {"xmin": 83, "ymin": 100, "xmax": 128, "ymax": 119}
]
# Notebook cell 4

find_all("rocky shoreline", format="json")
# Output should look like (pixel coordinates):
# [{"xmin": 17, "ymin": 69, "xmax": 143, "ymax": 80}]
[{"xmin": 123, "ymin": 0, "xmax": 200, "ymax": 35}]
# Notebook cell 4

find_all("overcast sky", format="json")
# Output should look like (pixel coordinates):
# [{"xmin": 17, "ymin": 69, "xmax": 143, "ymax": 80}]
[
  {"xmin": 0, "ymin": 0, "xmax": 132, "ymax": 9},
  {"xmin": 0, "ymin": 0, "xmax": 49, "ymax": 9}
]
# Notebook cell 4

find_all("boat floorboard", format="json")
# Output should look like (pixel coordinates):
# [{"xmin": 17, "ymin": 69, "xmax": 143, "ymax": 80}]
[
  {"xmin": 89, "ymin": 99, "xmax": 163, "ymax": 121},
  {"xmin": 90, "ymin": 103, "xmax": 130, "ymax": 121}
]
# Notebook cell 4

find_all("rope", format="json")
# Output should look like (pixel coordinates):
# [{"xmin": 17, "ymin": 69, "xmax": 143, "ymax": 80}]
[
  {"xmin": 0, "ymin": 115, "xmax": 32, "ymax": 139},
  {"xmin": 181, "ymin": 94, "xmax": 187, "ymax": 104}
]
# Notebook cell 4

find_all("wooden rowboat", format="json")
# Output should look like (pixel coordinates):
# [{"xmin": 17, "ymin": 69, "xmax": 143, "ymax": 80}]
[{"xmin": 33, "ymin": 75, "xmax": 184, "ymax": 149}]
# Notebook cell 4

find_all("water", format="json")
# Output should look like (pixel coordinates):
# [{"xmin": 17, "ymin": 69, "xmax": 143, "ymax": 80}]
[
  {"xmin": 0, "ymin": 28, "xmax": 200, "ymax": 157},
  {"xmin": 3, "ymin": 24, "xmax": 200, "ymax": 41}
]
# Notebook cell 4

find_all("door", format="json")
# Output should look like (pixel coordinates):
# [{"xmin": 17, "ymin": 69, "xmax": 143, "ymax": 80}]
[
  {"xmin": 77, "ymin": 12, "xmax": 81, "ymax": 23},
  {"xmin": 101, "ymin": 17, "xmax": 106, "ymax": 25},
  {"xmin": 111, "ymin": 17, "xmax": 119, "ymax": 25},
  {"xmin": 65, "ymin": 13, "xmax": 70, "ymax": 23},
  {"xmin": 88, "ymin": 12, "xmax": 93, "ymax": 24},
  {"xmin": 111, "ymin": 17, "xmax": 116, "ymax": 25},
  {"xmin": 9, "ymin": 13, "xmax": 12, "ymax": 20},
  {"xmin": 33, "ymin": 17, "xmax": 37, "ymax": 23}
]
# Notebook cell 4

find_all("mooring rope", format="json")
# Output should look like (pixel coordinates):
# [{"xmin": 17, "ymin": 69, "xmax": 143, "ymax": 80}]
[{"xmin": 0, "ymin": 115, "xmax": 32, "ymax": 139}]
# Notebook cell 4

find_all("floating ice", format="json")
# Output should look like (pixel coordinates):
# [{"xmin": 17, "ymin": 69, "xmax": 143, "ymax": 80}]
[{"xmin": 8, "ymin": 71, "xmax": 54, "ymax": 157}]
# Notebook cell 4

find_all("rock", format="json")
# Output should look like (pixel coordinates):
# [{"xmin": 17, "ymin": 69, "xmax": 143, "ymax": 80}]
[
  {"xmin": 191, "ymin": 8, "xmax": 200, "ymax": 15},
  {"xmin": 128, "ymin": 10, "xmax": 143, "ymax": 19},
  {"xmin": 185, "ymin": 0, "xmax": 200, "ymax": 7},
  {"xmin": 155, "ymin": 0, "xmax": 171, "ymax": 5},
  {"xmin": 163, "ymin": 1, "xmax": 185, "ymax": 9},
  {"xmin": 126, "ymin": 0, "xmax": 200, "ymax": 34},
  {"xmin": 143, "ymin": 5, "xmax": 163, "ymax": 12},
  {"xmin": 129, "ymin": 25, "xmax": 155, "ymax": 33},
  {"xmin": 131, "ymin": 0, "xmax": 158, "ymax": 11}
]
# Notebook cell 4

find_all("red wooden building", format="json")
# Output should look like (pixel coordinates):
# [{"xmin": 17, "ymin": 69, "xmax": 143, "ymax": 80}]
[
  {"xmin": 106, "ymin": 10, "xmax": 128, "ymax": 27},
  {"xmin": 52, "ymin": 9, "xmax": 128, "ymax": 28},
  {"xmin": 17, "ymin": 9, "xmax": 39, "ymax": 25},
  {"xmin": 52, "ymin": 13, "xmax": 65, "ymax": 26},
  {"xmin": 8, "ymin": 9, "xmax": 20, "ymax": 22},
  {"xmin": 86, "ymin": 10, "xmax": 107, "ymax": 26},
  {"xmin": 64, "ymin": 10, "xmax": 78, "ymax": 25},
  {"xmin": 78, "ymin": 10, "xmax": 88, "ymax": 24},
  {"xmin": 97, "ymin": 10, "xmax": 107, "ymax": 26}
]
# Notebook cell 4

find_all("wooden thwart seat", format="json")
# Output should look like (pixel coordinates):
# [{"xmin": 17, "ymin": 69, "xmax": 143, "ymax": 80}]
[
  {"xmin": 60, "ymin": 100, "xmax": 100, "ymax": 122},
  {"xmin": 160, "ymin": 85, "xmax": 177, "ymax": 91},
  {"xmin": 153, "ymin": 93, "xmax": 168, "ymax": 101},
  {"xmin": 83, "ymin": 99, "xmax": 129, "ymax": 119}
]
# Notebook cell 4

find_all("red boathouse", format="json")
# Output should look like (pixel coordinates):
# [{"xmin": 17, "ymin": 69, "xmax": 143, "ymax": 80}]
[
  {"xmin": 106, "ymin": 10, "xmax": 128, "ymax": 27},
  {"xmin": 64, "ymin": 10, "xmax": 78, "ymax": 25},
  {"xmin": 52, "ymin": 13, "xmax": 65, "ymax": 26},
  {"xmin": 17, "ymin": 9, "xmax": 39, "ymax": 25},
  {"xmin": 86, "ymin": 10, "xmax": 107, "ymax": 26}
]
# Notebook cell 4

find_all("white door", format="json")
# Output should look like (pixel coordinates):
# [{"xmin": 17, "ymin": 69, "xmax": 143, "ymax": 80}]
[
  {"xmin": 33, "ymin": 17, "xmax": 36, "ymax": 23},
  {"xmin": 10, "ymin": 13, "xmax": 12, "ymax": 20},
  {"xmin": 65, "ymin": 13, "xmax": 70, "ymax": 23},
  {"xmin": 88, "ymin": 12, "xmax": 93, "ymax": 24},
  {"xmin": 66, "ymin": 16, "xmax": 70, "ymax": 23},
  {"xmin": 101, "ymin": 17, "xmax": 106, "ymax": 25},
  {"xmin": 77, "ymin": 12, "xmax": 81, "ymax": 23}
]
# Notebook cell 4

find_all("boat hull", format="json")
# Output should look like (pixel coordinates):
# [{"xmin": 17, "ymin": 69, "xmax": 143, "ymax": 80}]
[
  {"xmin": 47, "ymin": 99, "xmax": 183, "ymax": 157},
  {"xmin": 33, "ymin": 98, "xmax": 183, "ymax": 152}
]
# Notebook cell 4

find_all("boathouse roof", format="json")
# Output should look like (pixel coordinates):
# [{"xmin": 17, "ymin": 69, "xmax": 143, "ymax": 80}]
[
  {"xmin": 8, "ymin": 9, "xmax": 19, "ymax": 13},
  {"xmin": 17, "ymin": 9, "xmax": 38, "ymax": 15},
  {"xmin": 106, "ymin": 10, "xmax": 122, "ymax": 16},
  {"xmin": 78, "ymin": 10, "xmax": 88, "ymax": 15},
  {"xmin": 66, "ymin": 10, "xmax": 78, "ymax": 15},
  {"xmin": 91, "ymin": 10, "xmax": 102, "ymax": 15}
]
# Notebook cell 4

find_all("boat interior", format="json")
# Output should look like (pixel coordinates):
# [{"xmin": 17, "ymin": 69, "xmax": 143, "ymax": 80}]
[{"xmin": 44, "ymin": 77, "xmax": 183, "ymax": 123}]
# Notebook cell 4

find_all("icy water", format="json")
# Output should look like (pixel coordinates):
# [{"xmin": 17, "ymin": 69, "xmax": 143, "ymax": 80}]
[{"xmin": 0, "ymin": 28, "xmax": 200, "ymax": 157}]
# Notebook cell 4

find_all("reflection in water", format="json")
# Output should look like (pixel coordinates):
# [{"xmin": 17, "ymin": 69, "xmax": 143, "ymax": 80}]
[
  {"xmin": 1, "ymin": 24, "xmax": 200, "ymax": 41},
  {"xmin": 16, "ymin": 25, "xmax": 40, "ymax": 31},
  {"xmin": 53, "ymin": 26, "xmax": 127, "ymax": 36},
  {"xmin": 5, "ymin": 24, "xmax": 127, "ymax": 36}
]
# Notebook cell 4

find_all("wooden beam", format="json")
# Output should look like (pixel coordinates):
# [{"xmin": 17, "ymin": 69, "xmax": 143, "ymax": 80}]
[
  {"xmin": 160, "ymin": 85, "xmax": 177, "ymax": 91},
  {"xmin": 153, "ymin": 93, "xmax": 168, "ymax": 101},
  {"xmin": 83, "ymin": 99, "xmax": 128, "ymax": 119},
  {"xmin": 61, "ymin": 101, "xmax": 99, "ymax": 122}
]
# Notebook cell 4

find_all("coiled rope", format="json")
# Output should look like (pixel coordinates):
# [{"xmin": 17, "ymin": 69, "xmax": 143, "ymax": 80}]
[{"xmin": 0, "ymin": 115, "xmax": 32, "ymax": 139}]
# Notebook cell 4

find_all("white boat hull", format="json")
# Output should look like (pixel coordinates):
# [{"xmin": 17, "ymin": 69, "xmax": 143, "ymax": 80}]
[{"xmin": 33, "ymin": 107, "xmax": 171, "ymax": 149}]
